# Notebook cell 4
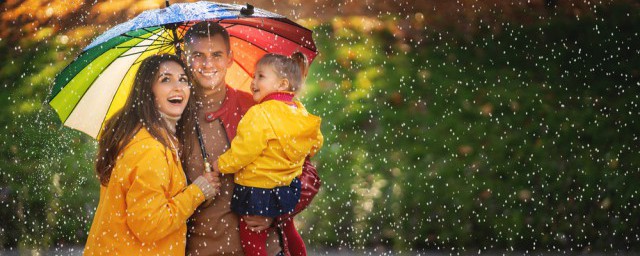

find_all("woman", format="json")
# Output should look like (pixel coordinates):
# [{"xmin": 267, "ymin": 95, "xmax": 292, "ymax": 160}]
[{"xmin": 84, "ymin": 54, "xmax": 219, "ymax": 255}]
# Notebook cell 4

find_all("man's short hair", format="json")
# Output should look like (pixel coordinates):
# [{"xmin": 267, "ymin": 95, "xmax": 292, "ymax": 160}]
[{"xmin": 183, "ymin": 21, "xmax": 231, "ymax": 52}]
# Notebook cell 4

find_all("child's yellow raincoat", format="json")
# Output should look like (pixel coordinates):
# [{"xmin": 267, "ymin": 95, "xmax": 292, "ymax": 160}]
[{"xmin": 218, "ymin": 100, "xmax": 323, "ymax": 189}]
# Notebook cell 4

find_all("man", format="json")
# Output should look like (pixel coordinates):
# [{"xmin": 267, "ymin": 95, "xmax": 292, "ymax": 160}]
[{"xmin": 180, "ymin": 21, "xmax": 319, "ymax": 256}]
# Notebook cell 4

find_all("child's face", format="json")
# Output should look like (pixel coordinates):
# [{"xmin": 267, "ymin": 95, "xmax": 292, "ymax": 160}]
[{"xmin": 250, "ymin": 64, "xmax": 288, "ymax": 102}]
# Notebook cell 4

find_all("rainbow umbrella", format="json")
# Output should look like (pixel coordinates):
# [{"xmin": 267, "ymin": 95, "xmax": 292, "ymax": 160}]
[{"xmin": 48, "ymin": 1, "xmax": 318, "ymax": 138}]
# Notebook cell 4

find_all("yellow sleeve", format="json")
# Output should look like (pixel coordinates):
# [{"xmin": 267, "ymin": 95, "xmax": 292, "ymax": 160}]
[
  {"xmin": 309, "ymin": 128, "xmax": 324, "ymax": 157},
  {"xmin": 124, "ymin": 144, "xmax": 205, "ymax": 243},
  {"xmin": 218, "ymin": 105, "xmax": 273, "ymax": 174}
]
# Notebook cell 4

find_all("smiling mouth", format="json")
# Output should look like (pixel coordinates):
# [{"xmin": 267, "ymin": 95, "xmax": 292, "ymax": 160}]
[
  {"xmin": 200, "ymin": 71, "xmax": 217, "ymax": 77},
  {"xmin": 167, "ymin": 96, "xmax": 184, "ymax": 104}
]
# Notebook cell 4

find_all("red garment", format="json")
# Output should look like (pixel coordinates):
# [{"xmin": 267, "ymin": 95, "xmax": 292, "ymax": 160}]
[
  {"xmin": 204, "ymin": 85, "xmax": 255, "ymax": 140},
  {"xmin": 205, "ymin": 85, "xmax": 319, "ymax": 256},
  {"xmin": 279, "ymin": 219, "xmax": 307, "ymax": 256},
  {"xmin": 240, "ymin": 218, "xmax": 306, "ymax": 256},
  {"xmin": 260, "ymin": 91, "xmax": 296, "ymax": 106}
]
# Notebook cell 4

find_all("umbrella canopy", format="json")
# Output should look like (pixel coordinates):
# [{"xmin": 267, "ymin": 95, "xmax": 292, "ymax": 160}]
[{"xmin": 48, "ymin": 1, "xmax": 318, "ymax": 138}]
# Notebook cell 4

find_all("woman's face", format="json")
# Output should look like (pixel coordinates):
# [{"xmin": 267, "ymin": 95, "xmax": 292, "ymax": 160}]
[{"xmin": 151, "ymin": 61, "xmax": 190, "ymax": 118}]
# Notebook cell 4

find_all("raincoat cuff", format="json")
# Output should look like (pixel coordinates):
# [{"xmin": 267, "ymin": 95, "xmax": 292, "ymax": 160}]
[{"xmin": 185, "ymin": 184, "xmax": 206, "ymax": 206}]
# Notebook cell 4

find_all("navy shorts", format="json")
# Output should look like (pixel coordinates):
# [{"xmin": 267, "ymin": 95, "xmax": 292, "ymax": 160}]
[{"xmin": 231, "ymin": 178, "xmax": 301, "ymax": 218}]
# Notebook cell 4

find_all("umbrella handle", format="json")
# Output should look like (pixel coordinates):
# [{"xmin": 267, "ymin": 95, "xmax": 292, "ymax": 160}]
[
  {"xmin": 200, "ymin": 158, "xmax": 215, "ymax": 207},
  {"xmin": 204, "ymin": 160, "xmax": 213, "ymax": 173}
]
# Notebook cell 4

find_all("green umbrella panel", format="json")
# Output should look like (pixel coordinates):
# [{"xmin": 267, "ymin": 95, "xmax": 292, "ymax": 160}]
[{"xmin": 49, "ymin": 27, "xmax": 178, "ymax": 138}]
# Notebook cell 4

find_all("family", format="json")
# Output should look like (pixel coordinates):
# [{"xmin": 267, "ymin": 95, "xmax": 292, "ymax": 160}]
[{"xmin": 83, "ymin": 21, "xmax": 323, "ymax": 256}]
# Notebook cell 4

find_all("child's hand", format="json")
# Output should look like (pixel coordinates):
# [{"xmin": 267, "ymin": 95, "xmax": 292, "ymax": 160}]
[
  {"xmin": 203, "ymin": 171, "xmax": 220, "ymax": 190},
  {"xmin": 212, "ymin": 160, "xmax": 221, "ymax": 174},
  {"xmin": 203, "ymin": 160, "xmax": 221, "ymax": 196}
]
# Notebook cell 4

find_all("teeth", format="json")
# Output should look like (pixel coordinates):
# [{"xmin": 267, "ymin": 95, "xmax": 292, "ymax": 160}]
[{"xmin": 168, "ymin": 96, "xmax": 183, "ymax": 103}]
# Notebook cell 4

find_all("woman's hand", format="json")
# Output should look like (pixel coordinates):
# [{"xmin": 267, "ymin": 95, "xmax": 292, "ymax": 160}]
[{"xmin": 192, "ymin": 174, "xmax": 219, "ymax": 200}]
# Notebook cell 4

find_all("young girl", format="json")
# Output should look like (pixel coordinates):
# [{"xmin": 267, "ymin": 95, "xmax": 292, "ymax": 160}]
[
  {"xmin": 84, "ymin": 54, "xmax": 219, "ymax": 255},
  {"xmin": 213, "ymin": 52, "xmax": 323, "ymax": 256}
]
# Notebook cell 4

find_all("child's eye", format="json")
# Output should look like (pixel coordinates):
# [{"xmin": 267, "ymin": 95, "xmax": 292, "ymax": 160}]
[
  {"xmin": 179, "ymin": 77, "xmax": 188, "ymax": 82},
  {"xmin": 161, "ymin": 77, "xmax": 170, "ymax": 83}
]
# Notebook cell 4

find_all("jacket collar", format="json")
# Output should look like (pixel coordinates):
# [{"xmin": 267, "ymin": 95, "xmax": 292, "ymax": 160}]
[
  {"xmin": 260, "ymin": 91, "xmax": 296, "ymax": 106},
  {"xmin": 204, "ymin": 85, "xmax": 231, "ymax": 122}
]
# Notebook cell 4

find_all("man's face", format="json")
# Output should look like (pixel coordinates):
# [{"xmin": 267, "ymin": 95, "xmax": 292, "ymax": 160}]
[{"xmin": 183, "ymin": 34, "xmax": 233, "ymax": 92}]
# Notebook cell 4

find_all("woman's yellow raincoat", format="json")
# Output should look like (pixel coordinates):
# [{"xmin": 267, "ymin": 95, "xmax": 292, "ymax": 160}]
[{"xmin": 84, "ymin": 128, "xmax": 205, "ymax": 255}]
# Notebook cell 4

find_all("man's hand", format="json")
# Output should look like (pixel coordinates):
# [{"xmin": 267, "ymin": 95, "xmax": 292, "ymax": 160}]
[{"xmin": 243, "ymin": 215, "xmax": 273, "ymax": 232}]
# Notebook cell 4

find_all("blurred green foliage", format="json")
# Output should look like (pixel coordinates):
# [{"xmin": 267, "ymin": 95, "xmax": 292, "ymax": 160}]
[
  {"xmin": 0, "ymin": 38, "xmax": 99, "ymax": 249},
  {"xmin": 302, "ymin": 3, "xmax": 639, "ymax": 253},
  {"xmin": 0, "ymin": 2, "xmax": 639, "ymax": 253}
]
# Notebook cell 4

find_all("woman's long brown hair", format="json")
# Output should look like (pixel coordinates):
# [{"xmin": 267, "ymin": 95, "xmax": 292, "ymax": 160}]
[
  {"xmin": 176, "ymin": 74, "xmax": 202, "ymax": 171},
  {"xmin": 95, "ymin": 54, "xmax": 196, "ymax": 186}
]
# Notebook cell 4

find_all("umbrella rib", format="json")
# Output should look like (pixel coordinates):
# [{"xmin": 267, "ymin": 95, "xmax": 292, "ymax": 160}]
[
  {"xmin": 143, "ymin": 27, "xmax": 174, "ymax": 42},
  {"xmin": 115, "ymin": 43, "xmax": 171, "ymax": 49},
  {"xmin": 130, "ymin": 44, "xmax": 172, "ymax": 66},
  {"xmin": 228, "ymin": 34, "xmax": 269, "ymax": 52},
  {"xmin": 116, "ymin": 29, "xmax": 175, "ymax": 51},
  {"xmin": 119, "ymin": 45, "xmax": 168, "ymax": 58},
  {"xmin": 158, "ymin": 44, "xmax": 175, "ymax": 54},
  {"xmin": 122, "ymin": 27, "xmax": 170, "ymax": 42},
  {"xmin": 223, "ymin": 24, "xmax": 238, "ymax": 29},
  {"xmin": 122, "ymin": 34, "xmax": 162, "ymax": 41},
  {"xmin": 232, "ymin": 56, "xmax": 254, "ymax": 78}
]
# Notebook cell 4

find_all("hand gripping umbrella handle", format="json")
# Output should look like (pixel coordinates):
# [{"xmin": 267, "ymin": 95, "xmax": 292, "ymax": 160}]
[
  {"xmin": 204, "ymin": 159, "xmax": 213, "ymax": 173},
  {"xmin": 201, "ymin": 158, "xmax": 215, "ymax": 207}
]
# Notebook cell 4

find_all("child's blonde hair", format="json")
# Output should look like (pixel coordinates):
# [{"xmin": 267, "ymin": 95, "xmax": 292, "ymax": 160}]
[{"xmin": 256, "ymin": 52, "xmax": 309, "ymax": 92}]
